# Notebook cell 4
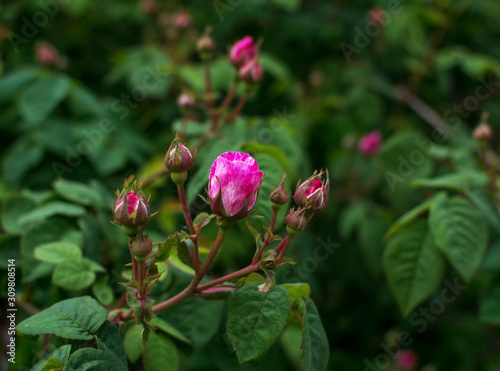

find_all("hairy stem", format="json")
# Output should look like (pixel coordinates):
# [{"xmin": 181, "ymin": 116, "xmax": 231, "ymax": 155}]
[
  {"xmin": 152, "ymin": 227, "xmax": 226, "ymax": 313},
  {"xmin": 196, "ymin": 263, "xmax": 260, "ymax": 292},
  {"xmin": 177, "ymin": 184, "xmax": 199, "ymax": 272},
  {"xmin": 277, "ymin": 235, "xmax": 294, "ymax": 261}
]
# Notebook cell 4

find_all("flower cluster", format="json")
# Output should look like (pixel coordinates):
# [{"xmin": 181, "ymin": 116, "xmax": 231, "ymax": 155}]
[{"xmin": 229, "ymin": 36, "xmax": 262, "ymax": 84}]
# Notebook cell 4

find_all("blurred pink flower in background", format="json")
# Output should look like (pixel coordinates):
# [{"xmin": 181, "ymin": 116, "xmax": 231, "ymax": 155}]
[
  {"xmin": 397, "ymin": 350, "xmax": 418, "ymax": 371},
  {"xmin": 358, "ymin": 130, "xmax": 382, "ymax": 156},
  {"xmin": 140, "ymin": 0, "xmax": 156, "ymax": 14},
  {"xmin": 239, "ymin": 59, "xmax": 262, "ymax": 83},
  {"xmin": 229, "ymin": 36, "xmax": 257, "ymax": 68},
  {"xmin": 174, "ymin": 12, "xmax": 191, "ymax": 30},
  {"xmin": 35, "ymin": 42, "xmax": 59, "ymax": 66},
  {"xmin": 369, "ymin": 7, "xmax": 386, "ymax": 25}
]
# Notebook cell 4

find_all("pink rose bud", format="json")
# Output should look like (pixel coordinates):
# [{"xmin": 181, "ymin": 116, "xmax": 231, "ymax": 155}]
[
  {"xmin": 165, "ymin": 136, "xmax": 194, "ymax": 173},
  {"xmin": 209, "ymin": 152, "xmax": 264, "ymax": 220},
  {"xmin": 114, "ymin": 191, "xmax": 149, "ymax": 229},
  {"xmin": 35, "ymin": 42, "xmax": 59, "ymax": 66},
  {"xmin": 173, "ymin": 11, "xmax": 191, "ymax": 30},
  {"xmin": 285, "ymin": 207, "xmax": 307, "ymax": 234},
  {"xmin": 140, "ymin": 0, "xmax": 156, "ymax": 13},
  {"xmin": 369, "ymin": 7, "xmax": 386, "ymax": 25},
  {"xmin": 197, "ymin": 31, "xmax": 216, "ymax": 56},
  {"xmin": 397, "ymin": 350, "xmax": 418, "ymax": 371},
  {"xmin": 358, "ymin": 130, "xmax": 382, "ymax": 156},
  {"xmin": 238, "ymin": 59, "xmax": 262, "ymax": 84},
  {"xmin": 229, "ymin": 36, "xmax": 256, "ymax": 68},
  {"xmin": 270, "ymin": 173, "xmax": 289, "ymax": 209},
  {"xmin": 473, "ymin": 122, "xmax": 492, "ymax": 141},
  {"xmin": 294, "ymin": 170, "xmax": 330, "ymax": 212},
  {"xmin": 177, "ymin": 93, "xmax": 196, "ymax": 109}
]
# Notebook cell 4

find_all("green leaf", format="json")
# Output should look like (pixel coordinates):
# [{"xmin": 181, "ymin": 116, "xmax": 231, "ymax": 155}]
[
  {"xmin": 31, "ymin": 344, "xmax": 71, "ymax": 371},
  {"xmin": 64, "ymin": 348, "xmax": 117, "ymax": 370},
  {"xmin": 95, "ymin": 321, "xmax": 128, "ymax": 370},
  {"xmin": 383, "ymin": 220, "xmax": 446, "ymax": 316},
  {"xmin": 241, "ymin": 142, "xmax": 291, "ymax": 175},
  {"xmin": 143, "ymin": 332, "xmax": 179, "ymax": 371},
  {"xmin": 53, "ymin": 259, "xmax": 96, "ymax": 290},
  {"xmin": 39, "ymin": 358, "xmax": 63, "ymax": 371},
  {"xmin": 429, "ymin": 196, "xmax": 488, "ymax": 282},
  {"xmin": 19, "ymin": 74, "xmax": 71, "ymax": 125},
  {"xmin": 296, "ymin": 297, "xmax": 330, "ymax": 371},
  {"xmin": 19, "ymin": 202, "xmax": 87, "ymax": 226},
  {"xmin": 338, "ymin": 202, "xmax": 367, "ymax": 239},
  {"xmin": 480, "ymin": 281, "xmax": 500, "ymax": 325},
  {"xmin": 160, "ymin": 296, "xmax": 223, "ymax": 349},
  {"xmin": 124, "ymin": 324, "xmax": 142, "ymax": 364},
  {"xmin": 34, "ymin": 242, "xmax": 82, "ymax": 264},
  {"xmin": 280, "ymin": 283, "xmax": 311, "ymax": 304},
  {"xmin": 17, "ymin": 296, "xmax": 107, "ymax": 340},
  {"xmin": 2, "ymin": 196, "xmax": 36, "ymax": 234},
  {"xmin": 3, "ymin": 137, "xmax": 44, "ymax": 186},
  {"xmin": 22, "ymin": 220, "xmax": 68, "ymax": 282},
  {"xmin": 384, "ymin": 193, "xmax": 444, "ymax": 241},
  {"xmin": 150, "ymin": 317, "xmax": 192, "ymax": 344},
  {"xmin": 411, "ymin": 171, "xmax": 489, "ymax": 191},
  {"xmin": 358, "ymin": 214, "xmax": 391, "ymax": 276},
  {"xmin": 280, "ymin": 324, "xmax": 302, "ymax": 370},
  {"xmin": 0, "ymin": 67, "xmax": 39, "ymax": 103},
  {"xmin": 465, "ymin": 187, "xmax": 500, "ymax": 237},
  {"xmin": 92, "ymin": 278, "xmax": 115, "ymax": 306},
  {"xmin": 155, "ymin": 234, "xmax": 178, "ymax": 261},
  {"xmin": 53, "ymin": 179, "xmax": 104, "ymax": 207},
  {"xmin": 226, "ymin": 282, "xmax": 291, "ymax": 363}
]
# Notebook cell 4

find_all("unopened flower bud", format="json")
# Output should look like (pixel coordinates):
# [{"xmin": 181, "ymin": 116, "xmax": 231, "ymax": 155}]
[
  {"xmin": 197, "ymin": 34, "xmax": 216, "ymax": 56},
  {"xmin": 35, "ymin": 42, "xmax": 59, "ymax": 66},
  {"xmin": 239, "ymin": 59, "xmax": 262, "ymax": 84},
  {"xmin": 173, "ymin": 12, "xmax": 190, "ymax": 30},
  {"xmin": 177, "ymin": 93, "xmax": 196, "ymax": 110},
  {"xmin": 294, "ymin": 170, "xmax": 329, "ymax": 213},
  {"xmin": 285, "ymin": 208, "xmax": 307, "ymax": 234},
  {"xmin": 131, "ymin": 234, "xmax": 153, "ymax": 259},
  {"xmin": 165, "ymin": 136, "xmax": 194, "ymax": 173},
  {"xmin": 396, "ymin": 350, "xmax": 418, "ymax": 371},
  {"xmin": 229, "ymin": 36, "xmax": 257, "ymax": 68},
  {"xmin": 270, "ymin": 173, "xmax": 289, "ymax": 209},
  {"xmin": 358, "ymin": 130, "xmax": 382, "ymax": 156},
  {"xmin": 114, "ymin": 190, "xmax": 149, "ymax": 231},
  {"xmin": 473, "ymin": 122, "xmax": 492, "ymax": 142}
]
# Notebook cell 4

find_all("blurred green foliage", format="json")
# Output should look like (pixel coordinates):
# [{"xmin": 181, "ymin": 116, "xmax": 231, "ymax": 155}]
[{"xmin": 3, "ymin": 0, "xmax": 500, "ymax": 370}]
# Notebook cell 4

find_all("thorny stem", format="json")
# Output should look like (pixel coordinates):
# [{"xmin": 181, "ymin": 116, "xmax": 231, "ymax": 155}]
[
  {"xmin": 177, "ymin": 184, "xmax": 200, "ymax": 272},
  {"xmin": 252, "ymin": 208, "xmax": 279, "ymax": 264},
  {"xmin": 151, "ymin": 227, "xmax": 227, "ymax": 313}
]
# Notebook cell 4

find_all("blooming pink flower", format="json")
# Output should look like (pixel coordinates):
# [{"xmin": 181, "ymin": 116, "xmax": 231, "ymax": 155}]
[
  {"xmin": 239, "ymin": 59, "xmax": 262, "ymax": 84},
  {"xmin": 358, "ymin": 130, "xmax": 382, "ymax": 156},
  {"xmin": 397, "ymin": 350, "xmax": 418, "ymax": 371},
  {"xmin": 114, "ymin": 191, "xmax": 149, "ymax": 227},
  {"xmin": 229, "ymin": 36, "xmax": 257, "ymax": 68},
  {"xmin": 35, "ymin": 42, "xmax": 59, "ymax": 66},
  {"xmin": 294, "ymin": 170, "xmax": 329, "ymax": 212},
  {"xmin": 209, "ymin": 152, "xmax": 264, "ymax": 220}
]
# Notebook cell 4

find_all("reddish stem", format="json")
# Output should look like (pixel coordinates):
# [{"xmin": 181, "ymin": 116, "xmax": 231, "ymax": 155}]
[
  {"xmin": 152, "ymin": 227, "xmax": 227, "ymax": 313},
  {"xmin": 225, "ymin": 93, "xmax": 248, "ymax": 125},
  {"xmin": 196, "ymin": 263, "xmax": 260, "ymax": 292}
]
